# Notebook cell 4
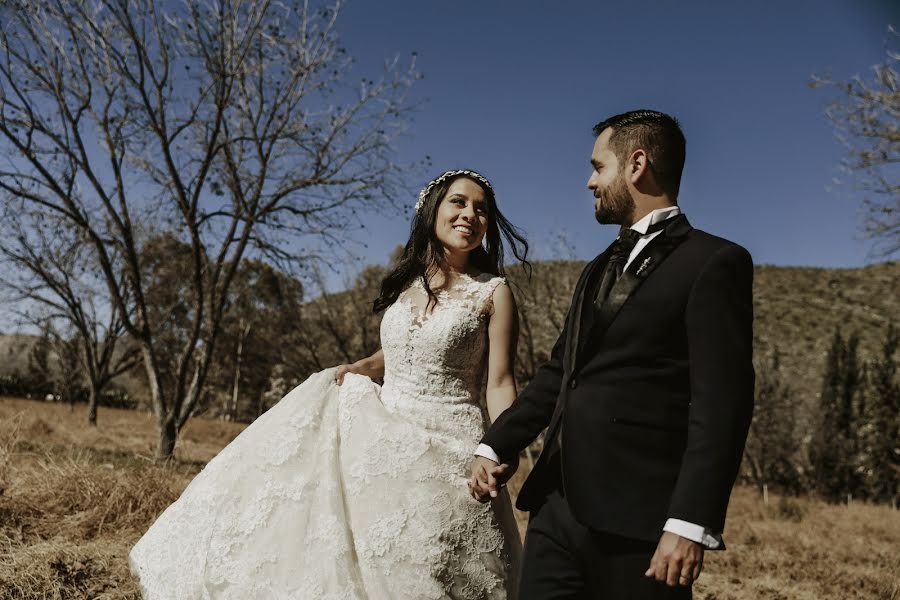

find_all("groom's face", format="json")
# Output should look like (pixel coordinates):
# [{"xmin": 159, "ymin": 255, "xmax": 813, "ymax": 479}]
[{"xmin": 588, "ymin": 128, "xmax": 635, "ymax": 225}]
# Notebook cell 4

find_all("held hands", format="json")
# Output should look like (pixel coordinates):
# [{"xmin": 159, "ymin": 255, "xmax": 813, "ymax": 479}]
[
  {"xmin": 644, "ymin": 531, "xmax": 704, "ymax": 587},
  {"xmin": 467, "ymin": 455, "xmax": 517, "ymax": 502}
]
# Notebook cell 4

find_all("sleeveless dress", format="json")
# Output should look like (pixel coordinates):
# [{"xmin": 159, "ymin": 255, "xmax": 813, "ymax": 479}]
[{"xmin": 129, "ymin": 273, "xmax": 522, "ymax": 600}]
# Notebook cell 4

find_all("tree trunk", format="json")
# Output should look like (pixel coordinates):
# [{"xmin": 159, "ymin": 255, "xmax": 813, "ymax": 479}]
[
  {"xmin": 256, "ymin": 389, "xmax": 266, "ymax": 420},
  {"xmin": 228, "ymin": 357, "xmax": 240, "ymax": 422},
  {"xmin": 228, "ymin": 327, "xmax": 244, "ymax": 421},
  {"xmin": 139, "ymin": 338, "xmax": 176, "ymax": 461},
  {"xmin": 744, "ymin": 446, "xmax": 764, "ymax": 494},
  {"xmin": 227, "ymin": 321, "xmax": 251, "ymax": 421},
  {"xmin": 86, "ymin": 386, "xmax": 98, "ymax": 427},
  {"xmin": 157, "ymin": 417, "xmax": 178, "ymax": 462},
  {"xmin": 223, "ymin": 386, "xmax": 232, "ymax": 421}
]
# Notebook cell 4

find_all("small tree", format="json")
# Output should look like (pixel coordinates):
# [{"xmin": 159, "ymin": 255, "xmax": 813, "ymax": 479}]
[
  {"xmin": 743, "ymin": 349, "xmax": 803, "ymax": 495},
  {"xmin": 25, "ymin": 322, "xmax": 53, "ymax": 396},
  {"xmin": 51, "ymin": 329, "xmax": 86, "ymax": 411}
]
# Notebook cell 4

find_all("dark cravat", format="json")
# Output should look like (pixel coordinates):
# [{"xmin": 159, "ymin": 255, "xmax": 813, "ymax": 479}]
[{"xmin": 593, "ymin": 228, "xmax": 642, "ymax": 310}]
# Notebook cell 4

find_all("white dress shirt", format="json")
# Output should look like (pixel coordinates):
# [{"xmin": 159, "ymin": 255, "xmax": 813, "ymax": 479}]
[{"xmin": 476, "ymin": 206, "xmax": 724, "ymax": 549}]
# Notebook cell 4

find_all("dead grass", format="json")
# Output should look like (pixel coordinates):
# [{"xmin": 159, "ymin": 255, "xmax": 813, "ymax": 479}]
[
  {"xmin": 0, "ymin": 396, "xmax": 244, "ymax": 465},
  {"xmin": 1, "ymin": 396, "xmax": 898, "ymax": 599},
  {"xmin": 507, "ymin": 466, "xmax": 900, "ymax": 599},
  {"xmin": 0, "ymin": 399, "xmax": 221, "ymax": 600},
  {"xmin": 694, "ymin": 491, "xmax": 900, "ymax": 600}
]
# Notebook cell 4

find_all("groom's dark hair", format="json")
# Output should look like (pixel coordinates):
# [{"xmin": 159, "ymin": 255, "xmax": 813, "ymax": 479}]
[{"xmin": 593, "ymin": 110, "xmax": 686, "ymax": 198}]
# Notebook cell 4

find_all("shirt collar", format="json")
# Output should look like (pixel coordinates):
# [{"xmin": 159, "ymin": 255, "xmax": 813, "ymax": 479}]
[{"xmin": 629, "ymin": 206, "xmax": 682, "ymax": 235}]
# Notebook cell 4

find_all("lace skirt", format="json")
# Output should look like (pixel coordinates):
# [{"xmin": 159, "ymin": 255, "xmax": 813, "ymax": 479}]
[{"xmin": 129, "ymin": 369, "xmax": 521, "ymax": 600}]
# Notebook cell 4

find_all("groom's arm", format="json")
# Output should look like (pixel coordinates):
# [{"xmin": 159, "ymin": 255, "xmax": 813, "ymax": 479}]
[
  {"xmin": 478, "ymin": 258, "xmax": 599, "ymax": 463},
  {"xmin": 646, "ymin": 244, "xmax": 753, "ymax": 587},
  {"xmin": 469, "ymin": 296, "xmax": 570, "ymax": 501},
  {"xmin": 667, "ymin": 243, "xmax": 755, "ymax": 533},
  {"xmin": 472, "ymin": 262, "xmax": 594, "ymax": 501},
  {"xmin": 478, "ymin": 323, "xmax": 567, "ymax": 464}
]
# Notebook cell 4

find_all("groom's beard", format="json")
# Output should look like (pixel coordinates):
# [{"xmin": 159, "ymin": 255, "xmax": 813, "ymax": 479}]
[{"xmin": 594, "ymin": 172, "xmax": 635, "ymax": 225}]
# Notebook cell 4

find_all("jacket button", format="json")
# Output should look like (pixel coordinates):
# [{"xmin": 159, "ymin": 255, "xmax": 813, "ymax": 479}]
[{"xmin": 569, "ymin": 378, "xmax": 577, "ymax": 389}]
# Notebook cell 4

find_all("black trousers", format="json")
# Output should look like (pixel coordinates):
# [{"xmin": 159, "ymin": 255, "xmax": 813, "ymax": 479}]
[{"xmin": 519, "ymin": 489, "xmax": 692, "ymax": 600}]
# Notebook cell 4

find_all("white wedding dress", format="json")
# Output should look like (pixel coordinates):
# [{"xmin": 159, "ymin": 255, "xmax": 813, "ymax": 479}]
[{"xmin": 130, "ymin": 273, "xmax": 522, "ymax": 599}]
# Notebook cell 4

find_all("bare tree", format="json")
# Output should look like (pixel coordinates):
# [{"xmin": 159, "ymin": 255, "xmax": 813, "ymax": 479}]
[
  {"xmin": 814, "ymin": 27, "xmax": 900, "ymax": 257},
  {"xmin": 0, "ymin": 0, "xmax": 418, "ymax": 459},
  {"xmin": 0, "ymin": 210, "xmax": 139, "ymax": 425}
]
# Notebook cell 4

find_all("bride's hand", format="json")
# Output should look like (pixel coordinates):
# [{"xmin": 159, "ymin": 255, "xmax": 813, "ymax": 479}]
[
  {"xmin": 468, "ymin": 456, "xmax": 516, "ymax": 502},
  {"xmin": 334, "ymin": 363, "xmax": 360, "ymax": 385},
  {"xmin": 334, "ymin": 351, "xmax": 384, "ymax": 385}
]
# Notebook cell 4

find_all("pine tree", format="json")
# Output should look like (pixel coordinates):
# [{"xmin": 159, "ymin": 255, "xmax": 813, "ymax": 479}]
[
  {"xmin": 810, "ymin": 328, "xmax": 865, "ymax": 502},
  {"xmin": 859, "ymin": 322, "xmax": 899, "ymax": 504}
]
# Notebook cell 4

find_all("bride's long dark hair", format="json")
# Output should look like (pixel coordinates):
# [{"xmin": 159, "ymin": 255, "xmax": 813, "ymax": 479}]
[{"xmin": 373, "ymin": 172, "xmax": 531, "ymax": 313}]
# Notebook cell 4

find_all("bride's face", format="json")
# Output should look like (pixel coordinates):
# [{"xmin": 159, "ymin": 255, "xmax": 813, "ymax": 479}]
[{"xmin": 434, "ymin": 177, "xmax": 489, "ymax": 256}]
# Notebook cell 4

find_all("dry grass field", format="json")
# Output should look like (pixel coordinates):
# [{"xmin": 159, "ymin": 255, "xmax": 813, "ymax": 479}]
[{"xmin": 1, "ymin": 397, "xmax": 898, "ymax": 600}]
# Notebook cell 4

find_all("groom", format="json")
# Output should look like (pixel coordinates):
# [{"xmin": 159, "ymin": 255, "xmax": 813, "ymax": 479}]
[{"xmin": 470, "ymin": 110, "xmax": 754, "ymax": 599}]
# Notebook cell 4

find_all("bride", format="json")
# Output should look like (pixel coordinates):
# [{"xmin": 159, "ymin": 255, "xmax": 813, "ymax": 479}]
[{"xmin": 129, "ymin": 169, "xmax": 531, "ymax": 599}]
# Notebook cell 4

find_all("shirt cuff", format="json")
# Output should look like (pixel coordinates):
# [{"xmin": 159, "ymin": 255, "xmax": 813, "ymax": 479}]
[
  {"xmin": 663, "ymin": 519, "xmax": 724, "ymax": 550},
  {"xmin": 474, "ymin": 444, "xmax": 502, "ymax": 464}
]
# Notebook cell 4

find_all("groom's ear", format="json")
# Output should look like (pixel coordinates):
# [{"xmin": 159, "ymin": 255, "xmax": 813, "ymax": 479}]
[{"xmin": 627, "ymin": 149, "xmax": 651, "ymax": 185}]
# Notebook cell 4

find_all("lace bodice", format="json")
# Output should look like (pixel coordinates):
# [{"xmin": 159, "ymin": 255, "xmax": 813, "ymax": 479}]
[{"xmin": 379, "ymin": 273, "xmax": 506, "ymax": 438}]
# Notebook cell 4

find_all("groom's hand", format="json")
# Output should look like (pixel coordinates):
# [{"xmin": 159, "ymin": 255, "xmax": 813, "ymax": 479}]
[
  {"xmin": 644, "ymin": 531, "xmax": 704, "ymax": 587},
  {"xmin": 467, "ymin": 456, "xmax": 513, "ymax": 503}
]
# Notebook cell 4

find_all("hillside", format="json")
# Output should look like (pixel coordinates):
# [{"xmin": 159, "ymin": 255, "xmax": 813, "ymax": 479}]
[{"xmin": 751, "ymin": 261, "xmax": 898, "ymax": 413}]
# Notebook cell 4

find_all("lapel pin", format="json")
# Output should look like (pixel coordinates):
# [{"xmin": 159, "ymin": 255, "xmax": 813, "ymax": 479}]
[{"xmin": 636, "ymin": 257, "xmax": 652, "ymax": 276}]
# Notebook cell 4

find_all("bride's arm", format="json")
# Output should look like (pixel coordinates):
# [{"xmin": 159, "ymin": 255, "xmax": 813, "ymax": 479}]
[
  {"xmin": 334, "ymin": 348, "xmax": 385, "ymax": 384},
  {"xmin": 485, "ymin": 282, "xmax": 518, "ymax": 424}
]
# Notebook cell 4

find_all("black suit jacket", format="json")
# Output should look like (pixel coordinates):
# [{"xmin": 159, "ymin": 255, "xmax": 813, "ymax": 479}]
[{"xmin": 481, "ymin": 215, "xmax": 755, "ymax": 543}]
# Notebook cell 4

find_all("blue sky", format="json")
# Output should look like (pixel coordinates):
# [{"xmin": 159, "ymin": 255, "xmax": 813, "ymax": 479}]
[{"xmin": 329, "ymin": 0, "xmax": 897, "ymax": 277}]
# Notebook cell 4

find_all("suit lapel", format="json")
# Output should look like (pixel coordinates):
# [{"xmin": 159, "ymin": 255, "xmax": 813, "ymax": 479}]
[
  {"xmin": 537, "ymin": 251, "xmax": 607, "ymax": 458},
  {"xmin": 563, "ymin": 252, "xmax": 608, "ymax": 375},
  {"xmin": 582, "ymin": 215, "xmax": 693, "ymax": 356}
]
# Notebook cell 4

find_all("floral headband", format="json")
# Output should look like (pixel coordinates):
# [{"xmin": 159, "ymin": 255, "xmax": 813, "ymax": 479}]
[{"xmin": 414, "ymin": 169, "xmax": 494, "ymax": 214}]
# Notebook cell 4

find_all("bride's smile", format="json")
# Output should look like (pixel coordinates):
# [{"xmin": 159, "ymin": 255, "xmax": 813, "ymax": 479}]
[{"xmin": 435, "ymin": 177, "xmax": 489, "ymax": 255}]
